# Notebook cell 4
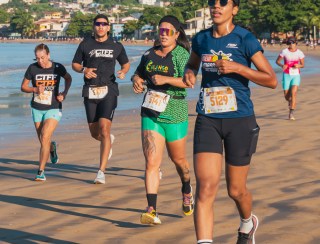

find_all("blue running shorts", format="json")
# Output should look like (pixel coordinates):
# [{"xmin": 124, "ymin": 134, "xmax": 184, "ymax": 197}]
[
  {"xmin": 282, "ymin": 73, "xmax": 301, "ymax": 90},
  {"xmin": 32, "ymin": 108, "xmax": 62, "ymax": 123}
]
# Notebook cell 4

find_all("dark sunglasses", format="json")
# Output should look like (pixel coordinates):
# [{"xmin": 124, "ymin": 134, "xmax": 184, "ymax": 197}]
[
  {"xmin": 287, "ymin": 41, "xmax": 296, "ymax": 45},
  {"xmin": 208, "ymin": 0, "xmax": 234, "ymax": 7},
  {"xmin": 94, "ymin": 22, "xmax": 109, "ymax": 27},
  {"xmin": 159, "ymin": 27, "xmax": 176, "ymax": 36}
]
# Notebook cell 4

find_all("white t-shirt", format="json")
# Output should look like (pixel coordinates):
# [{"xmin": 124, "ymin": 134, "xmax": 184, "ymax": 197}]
[{"xmin": 279, "ymin": 48, "xmax": 305, "ymax": 75}]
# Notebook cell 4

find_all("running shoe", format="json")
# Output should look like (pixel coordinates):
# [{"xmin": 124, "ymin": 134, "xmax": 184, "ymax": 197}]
[
  {"xmin": 182, "ymin": 186, "xmax": 195, "ymax": 216},
  {"xmin": 35, "ymin": 170, "xmax": 46, "ymax": 182},
  {"xmin": 50, "ymin": 141, "xmax": 59, "ymax": 164},
  {"xmin": 140, "ymin": 206, "xmax": 161, "ymax": 225},
  {"xmin": 159, "ymin": 168, "xmax": 163, "ymax": 180},
  {"xmin": 108, "ymin": 134, "xmax": 115, "ymax": 160},
  {"xmin": 289, "ymin": 113, "xmax": 295, "ymax": 121},
  {"xmin": 94, "ymin": 169, "xmax": 105, "ymax": 184},
  {"xmin": 236, "ymin": 214, "xmax": 259, "ymax": 244}
]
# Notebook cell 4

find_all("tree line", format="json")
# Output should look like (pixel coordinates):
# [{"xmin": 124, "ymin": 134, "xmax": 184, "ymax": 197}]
[{"xmin": 1, "ymin": 0, "xmax": 319, "ymax": 39}]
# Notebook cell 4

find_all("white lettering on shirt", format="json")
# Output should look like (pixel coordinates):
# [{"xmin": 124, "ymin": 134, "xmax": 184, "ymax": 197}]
[{"xmin": 89, "ymin": 49, "xmax": 114, "ymax": 58}]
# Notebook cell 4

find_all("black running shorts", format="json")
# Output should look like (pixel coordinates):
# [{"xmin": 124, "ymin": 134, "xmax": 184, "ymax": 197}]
[
  {"xmin": 84, "ymin": 95, "xmax": 117, "ymax": 123},
  {"xmin": 193, "ymin": 114, "xmax": 260, "ymax": 166}
]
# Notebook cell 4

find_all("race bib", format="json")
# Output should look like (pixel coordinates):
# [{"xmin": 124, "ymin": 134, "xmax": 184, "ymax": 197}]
[
  {"xmin": 34, "ymin": 90, "xmax": 52, "ymax": 105},
  {"xmin": 89, "ymin": 86, "xmax": 108, "ymax": 99},
  {"xmin": 142, "ymin": 90, "xmax": 170, "ymax": 112},
  {"xmin": 203, "ymin": 86, "xmax": 237, "ymax": 113},
  {"xmin": 289, "ymin": 67, "xmax": 299, "ymax": 75}
]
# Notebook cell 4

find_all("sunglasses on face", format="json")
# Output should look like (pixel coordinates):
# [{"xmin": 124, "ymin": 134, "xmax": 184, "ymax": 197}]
[
  {"xmin": 287, "ymin": 41, "xmax": 296, "ymax": 45},
  {"xmin": 208, "ymin": 0, "xmax": 234, "ymax": 7},
  {"xmin": 94, "ymin": 22, "xmax": 109, "ymax": 27},
  {"xmin": 159, "ymin": 27, "xmax": 176, "ymax": 36}
]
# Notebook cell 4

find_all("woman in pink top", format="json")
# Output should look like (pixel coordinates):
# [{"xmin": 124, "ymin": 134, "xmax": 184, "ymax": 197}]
[{"xmin": 276, "ymin": 37, "xmax": 305, "ymax": 120}]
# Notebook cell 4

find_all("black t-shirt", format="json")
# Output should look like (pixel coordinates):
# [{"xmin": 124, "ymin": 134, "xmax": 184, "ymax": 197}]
[
  {"xmin": 72, "ymin": 37, "xmax": 129, "ymax": 97},
  {"xmin": 24, "ymin": 62, "xmax": 67, "ymax": 110},
  {"xmin": 134, "ymin": 45, "xmax": 189, "ymax": 120}
]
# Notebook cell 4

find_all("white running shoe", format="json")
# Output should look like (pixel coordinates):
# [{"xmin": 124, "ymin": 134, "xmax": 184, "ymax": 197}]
[
  {"xmin": 289, "ymin": 113, "xmax": 295, "ymax": 121},
  {"xmin": 108, "ymin": 134, "xmax": 115, "ymax": 160},
  {"xmin": 94, "ymin": 170, "xmax": 105, "ymax": 184}
]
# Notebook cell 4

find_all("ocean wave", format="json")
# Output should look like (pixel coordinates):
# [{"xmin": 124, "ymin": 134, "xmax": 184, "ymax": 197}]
[{"xmin": 0, "ymin": 67, "xmax": 27, "ymax": 74}]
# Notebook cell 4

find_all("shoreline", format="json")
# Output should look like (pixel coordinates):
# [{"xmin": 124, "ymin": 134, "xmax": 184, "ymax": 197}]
[
  {"xmin": 2, "ymin": 38, "xmax": 320, "ymax": 55},
  {"xmin": 0, "ymin": 38, "xmax": 154, "ymax": 47}
]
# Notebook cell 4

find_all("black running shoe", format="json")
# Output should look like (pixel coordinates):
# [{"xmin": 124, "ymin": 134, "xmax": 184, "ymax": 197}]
[{"xmin": 236, "ymin": 214, "xmax": 259, "ymax": 244}]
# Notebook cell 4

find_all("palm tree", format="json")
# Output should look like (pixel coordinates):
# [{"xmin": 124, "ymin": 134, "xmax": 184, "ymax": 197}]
[{"xmin": 11, "ymin": 10, "xmax": 35, "ymax": 38}]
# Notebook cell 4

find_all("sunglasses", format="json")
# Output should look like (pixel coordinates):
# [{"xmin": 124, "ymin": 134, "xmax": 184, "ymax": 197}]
[
  {"xmin": 287, "ymin": 41, "xmax": 296, "ymax": 45},
  {"xmin": 94, "ymin": 22, "xmax": 109, "ymax": 27},
  {"xmin": 208, "ymin": 0, "xmax": 234, "ymax": 7},
  {"xmin": 159, "ymin": 27, "xmax": 176, "ymax": 36}
]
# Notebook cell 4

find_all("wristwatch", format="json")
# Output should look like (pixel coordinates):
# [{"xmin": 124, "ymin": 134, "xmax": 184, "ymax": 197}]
[{"xmin": 81, "ymin": 67, "xmax": 86, "ymax": 73}]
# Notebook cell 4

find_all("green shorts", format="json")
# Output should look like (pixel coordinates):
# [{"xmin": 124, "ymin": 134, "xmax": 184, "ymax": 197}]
[
  {"xmin": 142, "ymin": 116, "xmax": 188, "ymax": 142},
  {"xmin": 32, "ymin": 108, "xmax": 62, "ymax": 123}
]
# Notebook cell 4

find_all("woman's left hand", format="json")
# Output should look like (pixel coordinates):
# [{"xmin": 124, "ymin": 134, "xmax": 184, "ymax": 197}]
[{"xmin": 151, "ymin": 75, "xmax": 166, "ymax": 86}]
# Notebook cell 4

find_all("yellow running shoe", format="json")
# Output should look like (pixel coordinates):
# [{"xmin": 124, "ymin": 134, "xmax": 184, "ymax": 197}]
[
  {"xmin": 182, "ymin": 186, "xmax": 194, "ymax": 216},
  {"xmin": 140, "ymin": 206, "xmax": 161, "ymax": 225}
]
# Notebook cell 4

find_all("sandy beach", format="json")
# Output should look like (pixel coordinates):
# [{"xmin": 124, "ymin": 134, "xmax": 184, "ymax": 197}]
[{"xmin": 0, "ymin": 47, "xmax": 320, "ymax": 243}]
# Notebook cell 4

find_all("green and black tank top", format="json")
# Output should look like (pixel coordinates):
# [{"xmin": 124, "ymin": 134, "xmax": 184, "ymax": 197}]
[{"xmin": 135, "ymin": 45, "xmax": 190, "ymax": 123}]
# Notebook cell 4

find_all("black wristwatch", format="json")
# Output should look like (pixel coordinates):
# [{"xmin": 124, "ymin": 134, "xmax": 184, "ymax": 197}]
[{"xmin": 80, "ymin": 67, "xmax": 86, "ymax": 73}]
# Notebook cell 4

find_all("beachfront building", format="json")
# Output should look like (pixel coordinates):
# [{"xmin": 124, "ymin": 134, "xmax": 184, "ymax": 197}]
[
  {"xmin": 34, "ymin": 19, "xmax": 70, "ymax": 38},
  {"xmin": 185, "ymin": 8, "xmax": 211, "ymax": 38}
]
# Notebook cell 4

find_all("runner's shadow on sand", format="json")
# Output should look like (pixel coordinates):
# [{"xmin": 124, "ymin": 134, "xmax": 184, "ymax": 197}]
[
  {"xmin": 0, "ymin": 194, "xmax": 181, "ymax": 228},
  {"xmin": 0, "ymin": 158, "xmax": 144, "ymax": 182},
  {"xmin": 0, "ymin": 158, "xmax": 38, "ymax": 166},
  {"xmin": 0, "ymin": 227, "xmax": 77, "ymax": 244}
]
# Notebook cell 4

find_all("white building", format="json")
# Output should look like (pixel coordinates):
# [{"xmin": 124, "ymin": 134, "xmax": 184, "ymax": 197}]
[
  {"xmin": 22, "ymin": 0, "xmax": 38, "ymax": 4},
  {"xmin": 139, "ymin": 0, "xmax": 157, "ymax": 6},
  {"xmin": 120, "ymin": 16, "xmax": 138, "ymax": 24},
  {"xmin": 0, "ymin": 0, "xmax": 9, "ymax": 5},
  {"xmin": 185, "ymin": 8, "xmax": 212, "ymax": 38},
  {"xmin": 77, "ymin": 0, "xmax": 93, "ymax": 6}
]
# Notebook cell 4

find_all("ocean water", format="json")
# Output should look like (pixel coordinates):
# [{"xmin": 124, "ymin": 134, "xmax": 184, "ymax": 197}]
[{"xmin": 0, "ymin": 42, "xmax": 319, "ymax": 142}]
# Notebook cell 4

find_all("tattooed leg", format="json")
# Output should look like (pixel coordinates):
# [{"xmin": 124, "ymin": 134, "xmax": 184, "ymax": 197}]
[
  {"xmin": 142, "ymin": 130, "xmax": 156, "ymax": 157},
  {"xmin": 166, "ymin": 137, "xmax": 191, "ymax": 182},
  {"xmin": 142, "ymin": 130, "xmax": 165, "ymax": 195}
]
